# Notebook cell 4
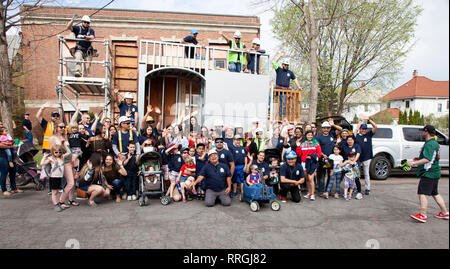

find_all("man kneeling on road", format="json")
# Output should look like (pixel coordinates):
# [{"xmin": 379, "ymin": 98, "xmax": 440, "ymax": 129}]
[
  {"xmin": 192, "ymin": 149, "xmax": 232, "ymax": 207},
  {"xmin": 279, "ymin": 151, "xmax": 305, "ymax": 203}
]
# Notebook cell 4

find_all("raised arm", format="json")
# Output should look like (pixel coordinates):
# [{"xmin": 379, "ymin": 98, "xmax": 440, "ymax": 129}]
[
  {"xmin": 70, "ymin": 105, "xmax": 81, "ymax": 126},
  {"xmin": 218, "ymin": 30, "xmax": 230, "ymax": 43},
  {"xmin": 273, "ymin": 51, "xmax": 285, "ymax": 68},
  {"xmin": 36, "ymin": 101, "xmax": 51, "ymax": 123},
  {"xmin": 369, "ymin": 118, "xmax": 377, "ymax": 134},
  {"xmin": 65, "ymin": 15, "xmax": 76, "ymax": 32}
]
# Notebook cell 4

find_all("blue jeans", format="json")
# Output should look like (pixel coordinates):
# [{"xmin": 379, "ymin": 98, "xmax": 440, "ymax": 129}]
[
  {"xmin": 24, "ymin": 131, "xmax": 33, "ymax": 144},
  {"xmin": 111, "ymin": 179, "xmax": 122, "ymax": 197},
  {"xmin": 124, "ymin": 174, "xmax": 137, "ymax": 196},
  {"xmin": 0, "ymin": 157, "xmax": 17, "ymax": 192},
  {"xmin": 278, "ymin": 93, "xmax": 287, "ymax": 119},
  {"xmin": 230, "ymin": 62, "xmax": 242, "ymax": 73}
]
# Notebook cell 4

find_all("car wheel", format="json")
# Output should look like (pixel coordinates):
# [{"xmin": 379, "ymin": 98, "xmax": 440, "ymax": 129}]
[{"xmin": 370, "ymin": 155, "xmax": 391, "ymax": 180}]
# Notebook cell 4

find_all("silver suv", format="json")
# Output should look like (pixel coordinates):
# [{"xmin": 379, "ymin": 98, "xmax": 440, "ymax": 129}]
[{"xmin": 353, "ymin": 124, "xmax": 449, "ymax": 180}]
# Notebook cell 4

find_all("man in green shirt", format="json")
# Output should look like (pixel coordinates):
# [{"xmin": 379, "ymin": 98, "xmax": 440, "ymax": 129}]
[{"xmin": 407, "ymin": 125, "xmax": 449, "ymax": 223}]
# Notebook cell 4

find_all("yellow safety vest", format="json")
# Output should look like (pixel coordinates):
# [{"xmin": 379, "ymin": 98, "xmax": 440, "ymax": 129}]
[
  {"xmin": 118, "ymin": 130, "xmax": 134, "ymax": 152},
  {"xmin": 228, "ymin": 40, "xmax": 246, "ymax": 65},
  {"xmin": 42, "ymin": 122, "xmax": 54, "ymax": 150}
]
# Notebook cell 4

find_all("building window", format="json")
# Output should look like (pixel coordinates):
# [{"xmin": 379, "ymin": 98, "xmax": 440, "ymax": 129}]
[
  {"xmin": 438, "ymin": 103, "xmax": 442, "ymax": 112},
  {"xmin": 405, "ymin": 100, "xmax": 410, "ymax": 109}
]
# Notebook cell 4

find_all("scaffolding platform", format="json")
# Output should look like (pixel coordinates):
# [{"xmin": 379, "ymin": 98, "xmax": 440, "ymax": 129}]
[{"xmin": 57, "ymin": 35, "xmax": 113, "ymax": 118}]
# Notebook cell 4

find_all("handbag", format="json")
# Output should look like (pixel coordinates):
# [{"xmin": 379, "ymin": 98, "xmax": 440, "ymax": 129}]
[{"xmin": 77, "ymin": 188, "xmax": 88, "ymax": 199}]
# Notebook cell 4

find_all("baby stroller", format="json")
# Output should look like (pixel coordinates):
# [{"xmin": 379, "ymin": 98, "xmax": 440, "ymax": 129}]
[
  {"xmin": 15, "ymin": 143, "xmax": 44, "ymax": 191},
  {"xmin": 137, "ymin": 150, "xmax": 171, "ymax": 206},
  {"xmin": 264, "ymin": 148, "xmax": 281, "ymax": 192},
  {"xmin": 243, "ymin": 169, "xmax": 281, "ymax": 212}
]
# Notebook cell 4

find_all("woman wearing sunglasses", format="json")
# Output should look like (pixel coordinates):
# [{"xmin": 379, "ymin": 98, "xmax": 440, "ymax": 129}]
[{"xmin": 49, "ymin": 121, "xmax": 79, "ymax": 208}]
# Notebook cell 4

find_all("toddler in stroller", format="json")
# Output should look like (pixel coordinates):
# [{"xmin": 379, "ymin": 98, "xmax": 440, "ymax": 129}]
[{"xmin": 137, "ymin": 150, "xmax": 171, "ymax": 206}]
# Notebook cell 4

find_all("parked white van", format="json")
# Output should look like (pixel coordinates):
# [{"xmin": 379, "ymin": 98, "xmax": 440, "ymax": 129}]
[{"xmin": 352, "ymin": 124, "xmax": 449, "ymax": 180}]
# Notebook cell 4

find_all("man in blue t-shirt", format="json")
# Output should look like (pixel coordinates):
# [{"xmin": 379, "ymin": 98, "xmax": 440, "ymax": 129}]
[
  {"xmin": 22, "ymin": 113, "xmax": 33, "ymax": 144},
  {"xmin": 230, "ymin": 135, "xmax": 248, "ymax": 198},
  {"xmin": 279, "ymin": 151, "xmax": 305, "ymax": 203},
  {"xmin": 192, "ymin": 150, "xmax": 232, "ymax": 207},
  {"xmin": 249, "ymin": 151, "xmax": 270, "ymax": 181},
  {"xmin": 112, "ymin": 116, "xmax": 140, "ymax": 156},
  {"xmin": 272, "ymin": 51, "xmax": 302, "ymax": 119},
  {"xmin": 65, "ymin": 15, "xmax": 95, "ymax": 77},
  {"xmin": 355, "ymin": 118, "xmax": 377, "ymax": 195},
  {"xmin": 114, "ymin": 89, "xmax": 139, "ymax": 127},
  {"xmin": 215, "ymin": 137, "xmax": 235, "ymax": 177},
  {"xmin": 181, "ymin": 29, "xmax": 199, "ymax": 59},
  {"xmin": 315, "ymin": 119, "xmax": 343, "ymax": 195}
]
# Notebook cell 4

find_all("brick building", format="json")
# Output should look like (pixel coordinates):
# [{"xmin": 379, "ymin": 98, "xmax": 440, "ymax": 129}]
[{"xmin": 20, "ymin": 5, "xmax": 265, "ymax": 141}]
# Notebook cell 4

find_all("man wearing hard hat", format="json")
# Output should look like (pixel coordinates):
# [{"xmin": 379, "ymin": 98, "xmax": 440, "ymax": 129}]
[
  {"xmin": 219, "ymin": 30, "xmax": 247, "ymax": 73},
  {"xmin": 181, "ymin": 29, "xmax": 199, "ymax": 59},
  {"xmin": 65, "ymin": 15, "xmax": 95, "ymax": 77},
  {"xmin": 247, "ymin": 38, "xmax": 264, "ymax": 74},
  {"xmin": 272, "ymin": 51, "xmax": 302, "ymax": 119},
  {"xmin": 114, "ymin": 89, "xmax": 139, "ymax": 127}
]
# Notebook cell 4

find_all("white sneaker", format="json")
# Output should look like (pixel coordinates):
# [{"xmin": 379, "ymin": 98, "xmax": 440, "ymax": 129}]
[
  {"xmin": 355, "ymin": 193, "xmax": 363, "ymax": 200},
  {"xmin": 127, "ymin": 195, "xmax": 132, "ymax": 201},
  {"xmin": 310, "ymin": 195, "xmax": 316, "ymax": 201},
  {"xmin": 132, "ymin": 195, "xmax": 137, "ymax": 201}
]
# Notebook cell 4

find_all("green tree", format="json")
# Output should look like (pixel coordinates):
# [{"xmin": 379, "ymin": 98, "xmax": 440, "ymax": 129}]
[{"xmin": 271, "ymin": 0, "xmax": 422, "ymax": 118}]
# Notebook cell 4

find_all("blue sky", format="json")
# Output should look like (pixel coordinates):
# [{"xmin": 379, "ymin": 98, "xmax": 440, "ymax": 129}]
[{"xmin": 54, "ymin": 0, "xmax": 450, "ymax": 90}]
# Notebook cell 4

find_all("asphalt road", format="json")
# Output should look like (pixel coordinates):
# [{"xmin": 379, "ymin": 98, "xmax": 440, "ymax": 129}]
[{"xmin": 0, "ymin": 171, "xmax": 448, "ymax": 249}]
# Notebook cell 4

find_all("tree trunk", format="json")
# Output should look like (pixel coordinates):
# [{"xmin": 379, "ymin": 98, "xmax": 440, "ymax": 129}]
[
  {"xmin": 307, "ymin": 0, "xmax": 319, "ymax": 124},
  {"xmin": 0, "ymin": 23, "xmax": 14, "ymax": 134},
  {"xmin": 337, "ymin": 81, "xmax": 350, "ymax": 115}
]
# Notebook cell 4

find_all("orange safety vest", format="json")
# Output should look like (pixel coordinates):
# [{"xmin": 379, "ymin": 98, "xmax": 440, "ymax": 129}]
[{"xmin": 42, "ymin": 122, "xmax": 54, "ymax": 150}]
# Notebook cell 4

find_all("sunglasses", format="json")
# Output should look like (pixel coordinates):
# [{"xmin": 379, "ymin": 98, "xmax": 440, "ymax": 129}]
[
  {"xmin": 83, "ymin": 21, "xmax": 90, "ymax": 24},
  {"xmin": 54, "ymin": 151, "xmax": 61, "ymax": 154},
  {"xmin": 216, "ymin": 141, "xmax": 224, "ymax": 143},
  {"xmin": 123, "ymin": 122, "xmax": 130, "ymax": 125},
  {"xmin": 58, "ymin": 126, "xmax": 65, "ymax": 129}
]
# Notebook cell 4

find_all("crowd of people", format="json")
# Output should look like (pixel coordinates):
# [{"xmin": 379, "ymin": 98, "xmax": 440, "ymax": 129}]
[{"xmin": 0, "ymin": 97, "xmax": 383, "ymax": 213}]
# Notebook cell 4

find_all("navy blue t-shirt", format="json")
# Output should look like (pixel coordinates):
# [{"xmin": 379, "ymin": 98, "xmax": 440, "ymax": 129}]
[
  {"xmin": 199, "ymin": 162, "xmax": 231, "ymax": 192},
  {"xmin": 195, "ymin": 153, "xmax": 208, "ymax": 176},
  {"xmin": 112, "ymin": 130, "xmax": 138, "ymax": 154},
  {"xmin": 223, "ymin": 138, "xmax": 234, "ymax": 150},
  {"xmin": 118, "ymin": 101, "xmax": 138, "ymax": 122},
  {"xmin": 280, "ymin": 163, "xmax": 305, "ymax": 181},
  {"xmin": 166, "ymin": 152, "xmax": 184, "ymax": 172},
  {"xmin": 22, "ymin": 119, "xmax": 32, "ymax": 131},
  {"xmin": 252, "ymin": 160, "xmax": 270, "ymax": 177},
  {"xmin": 216, "ymin": 149, "xmax": 234, "ymax": 168},
  {"xmin": 231, "ymin": 146, "xmax": 247, "ymax": 166},
  {"xmin": 355, "ymin": 131, "xmax": 374, "ymax": 162},
  {"xmin": 316, "ymin": 131, "xmax": 337, "ymax": 156},
  {"xmin": 275, "ymin": 67, "xmax": 296, "ymax": 88},
  {"xmin": 72, "ymin": 26, "xmax": 95, "ymax": 51},
  {"xmin": 183, "ymin": 35, "xmax": 198, "ymax": 58},
  {"xmin": 342, "ymin": 143, "xmax": 362, "ymax": 161}
]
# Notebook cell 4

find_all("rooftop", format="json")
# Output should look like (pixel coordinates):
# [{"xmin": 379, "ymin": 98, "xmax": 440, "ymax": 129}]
[{"xmin": 381, "ymin": 73, "xmax": 449, "ymax": 100}]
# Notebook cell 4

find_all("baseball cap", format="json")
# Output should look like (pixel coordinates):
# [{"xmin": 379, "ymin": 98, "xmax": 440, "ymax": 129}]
[
  {"xmin": 118, "ymin": 116, "xmax": 131, "ymax": 125},
  {"xmin": 146, "ymin": 115, "xmax": 155, "ymax": 123},
  {"xmin": 341, "ymin": 128, "xmax": 349, "ymax": 133},
  {"xmin": 24, "ymin": 112, "xmax": 30, "ymax": 116},
  {"xmin": 360, "ymin": 124, "xmax": 368, "ymax": 129},
  {"xmin": 234, "ymin": 134, "xmax": 243, "ymax": 140},
  {"xmin": 51, "ymin": 111, "xmax": 60, "ymax": 117},
  {"xmin": 322, "ymin": 121, "xmax": 331, "ymax": 128},
  {"xmin": 348, "ymin": 151, "xmax": 357, "ymax": 157},
  {"xmin": 191, "ymin": 29, "xmax": 198, "ymax": 34},
  {"xmin": 422, "ymin": 125, "xmax": 436, "ymax": 135}
]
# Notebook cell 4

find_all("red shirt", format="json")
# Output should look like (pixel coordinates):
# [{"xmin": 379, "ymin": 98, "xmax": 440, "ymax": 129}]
[
  {"xmin": 296, "ymin": 141, "xmax": 322, "ymax": 163},
  {"xmin": 180, "ymin": 163, "xmax": 196, "ymax": 177}
]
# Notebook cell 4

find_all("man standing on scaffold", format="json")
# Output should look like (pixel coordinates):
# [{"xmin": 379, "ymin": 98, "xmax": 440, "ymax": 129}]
[{"xmin": 65, "ymin": 15, "xmax": 95, "ymax": 77}]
